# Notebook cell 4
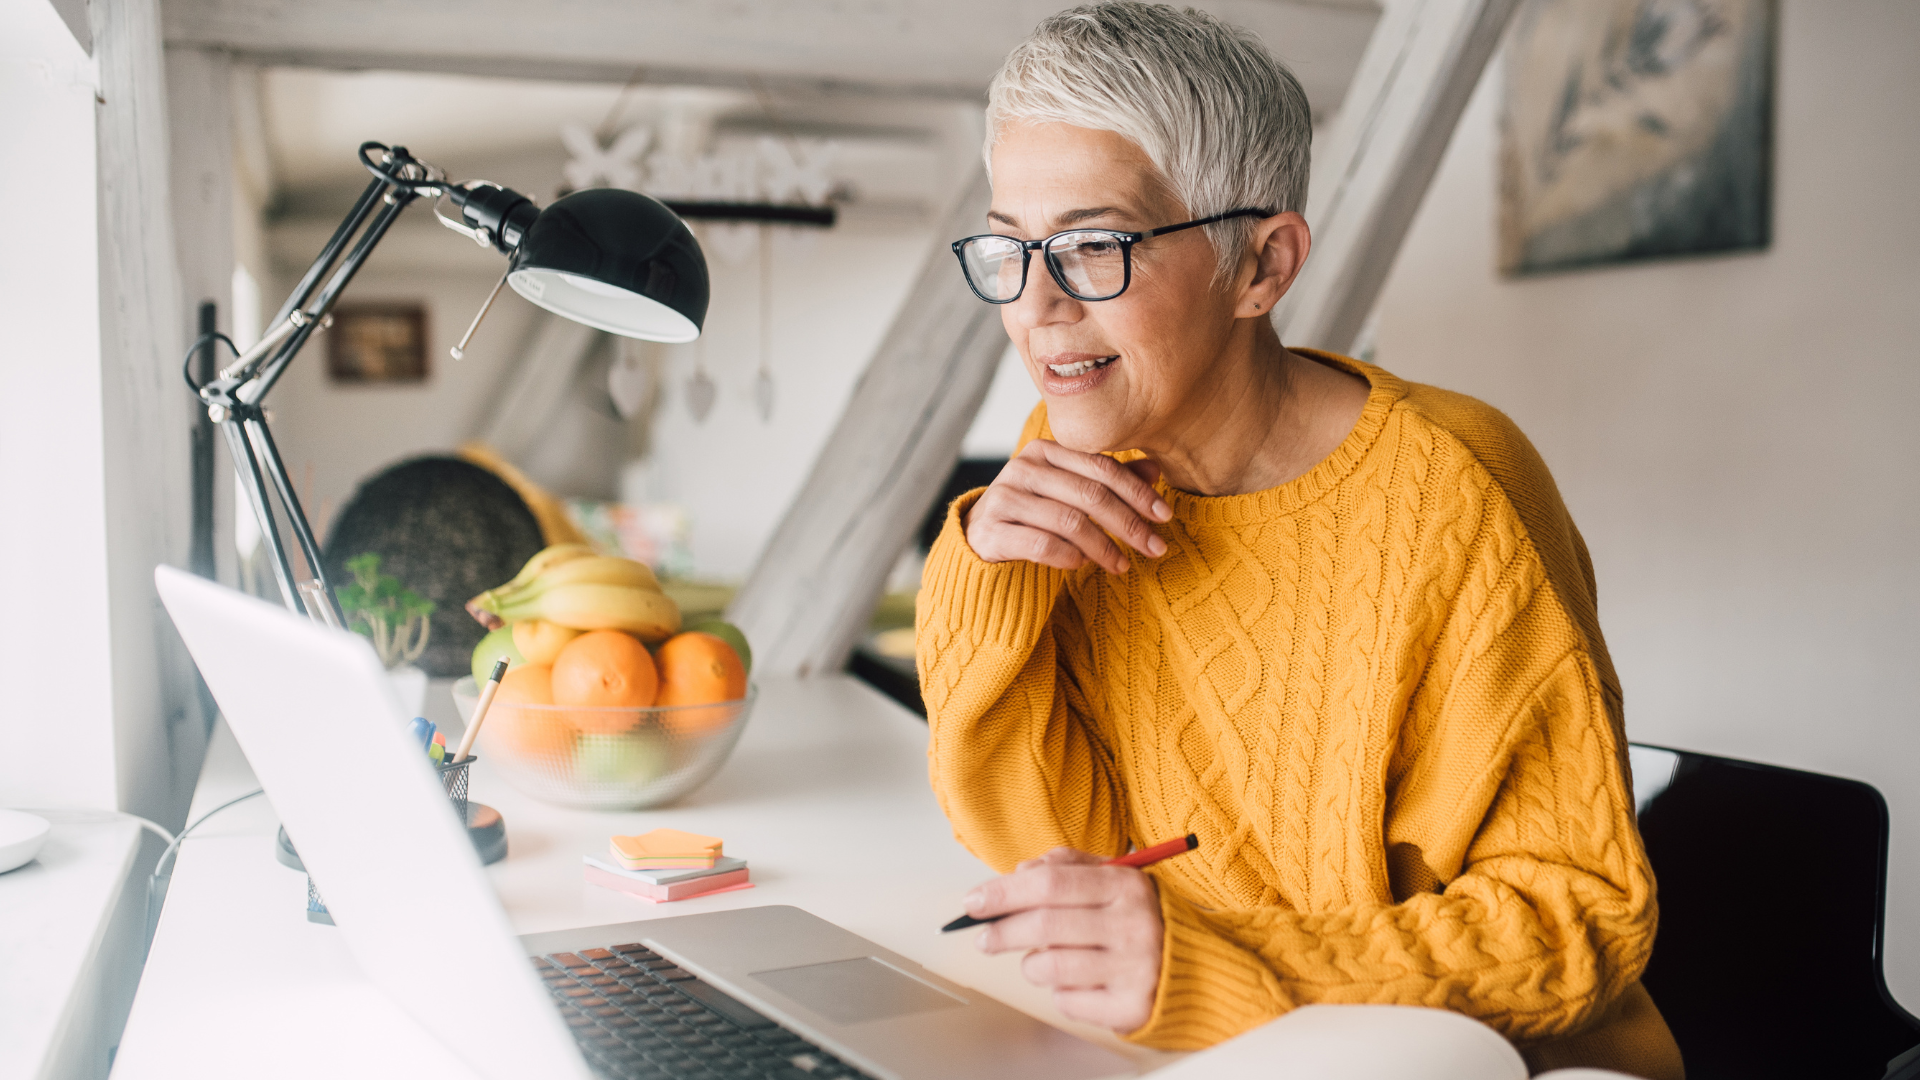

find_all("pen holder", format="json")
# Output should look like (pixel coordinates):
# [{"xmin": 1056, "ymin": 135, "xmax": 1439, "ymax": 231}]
[
  {"xmin": 304, "ymin": 755, "xmax": 478, "ymax": 925},
  {"xmin": 438, "ymin": 754, "xmax": 472, "ymax": 826}
]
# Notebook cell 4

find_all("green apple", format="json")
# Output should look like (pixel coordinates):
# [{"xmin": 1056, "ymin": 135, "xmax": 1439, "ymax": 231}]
[
  {"xmin": 471, "ymin": 624, "xmax": 526, "ymax": 686},
  {"xmin": 574, "ymin": 732, "xmax": 670, "ymax": 784},
  {"xmin": 686, "ymin": 619, "xmax": 752, "ymax": 675}
]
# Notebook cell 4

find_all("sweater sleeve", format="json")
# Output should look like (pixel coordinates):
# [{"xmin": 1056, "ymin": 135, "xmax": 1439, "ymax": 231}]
[
  {"xmin": 1128, "ymin": 565, "xmax": 1657, "ymax": 1050},
  {"xmin": 916, "ymin": 490, "xmax": 1129, "ymax": 870}
]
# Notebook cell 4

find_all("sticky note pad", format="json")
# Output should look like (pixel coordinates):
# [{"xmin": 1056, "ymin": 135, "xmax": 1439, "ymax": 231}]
[
  {"xmin": 585, "ymin": 854, "xmax": 747, "ymax": 886},
  {"xmin": 610, "ymin": 829, "xmax": 723, "ymax": 871}
]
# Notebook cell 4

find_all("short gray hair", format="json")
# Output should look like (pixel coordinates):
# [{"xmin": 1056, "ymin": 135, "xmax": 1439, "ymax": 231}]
[{"xmin": 985, "ymin": 2, "xmax": 1313, "ymax": 281}]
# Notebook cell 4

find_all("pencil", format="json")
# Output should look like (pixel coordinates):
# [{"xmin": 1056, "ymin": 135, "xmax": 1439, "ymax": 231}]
[
  {"xmin": 452, "ymin": 658, "xmax": 509, "ymax": 764},
  {"xmin": 940, "ymin": 833, "xmax": 1198, "ymax": 932}
]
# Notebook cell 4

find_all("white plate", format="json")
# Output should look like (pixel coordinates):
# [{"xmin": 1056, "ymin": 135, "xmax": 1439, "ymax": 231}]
[{"xmin": 0, "ymin": 809, "xmax": 51, "ymax": 873}]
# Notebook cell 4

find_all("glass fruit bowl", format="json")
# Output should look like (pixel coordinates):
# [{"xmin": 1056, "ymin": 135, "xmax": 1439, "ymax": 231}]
[{"xmin": 452, "ymin": 677, "xmax": 755, "ymax": 810}]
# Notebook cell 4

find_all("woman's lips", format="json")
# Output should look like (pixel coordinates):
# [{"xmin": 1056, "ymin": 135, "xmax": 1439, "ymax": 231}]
[
  {"xmin": 1046, "ymin": 354, "xmax": 1117, "ymax": 376},
  {"xmin": 1037, "ymin": 352, "xmax": 1120, "ymax": 396}
]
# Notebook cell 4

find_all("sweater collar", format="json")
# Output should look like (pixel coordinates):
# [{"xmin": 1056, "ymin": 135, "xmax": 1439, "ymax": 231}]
[{"xmin": 1157, "ymin": 350, "xmax": 1406, "ymax": 526}]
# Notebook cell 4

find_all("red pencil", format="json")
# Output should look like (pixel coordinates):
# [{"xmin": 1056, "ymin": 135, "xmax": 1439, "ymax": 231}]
[{"xmin": 940, "ymin": 834, "xmax": 1198, "ymax": 932}]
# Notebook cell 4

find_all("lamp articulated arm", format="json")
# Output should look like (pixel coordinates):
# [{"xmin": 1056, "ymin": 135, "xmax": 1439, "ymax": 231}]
[{"xmin": 183, "ymin": 142, "xmax": 713, "ymax": 624}]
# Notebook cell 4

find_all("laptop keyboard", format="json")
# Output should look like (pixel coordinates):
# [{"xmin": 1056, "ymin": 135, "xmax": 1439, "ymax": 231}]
[{"xmin": 535, "ymin": 944, "xmax": 877, "ymax": 1080}]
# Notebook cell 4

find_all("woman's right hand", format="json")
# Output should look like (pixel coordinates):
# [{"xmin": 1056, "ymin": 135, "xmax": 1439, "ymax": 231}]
[{"xmin": 964, "ymin": 440, "xmax": 1171, "ymax": 574}]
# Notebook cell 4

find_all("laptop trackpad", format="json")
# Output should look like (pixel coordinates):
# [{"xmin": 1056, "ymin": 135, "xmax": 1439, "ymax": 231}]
[{"xmin": 751, "ymin": 957, "xmax": 967, "ymax": 1025}]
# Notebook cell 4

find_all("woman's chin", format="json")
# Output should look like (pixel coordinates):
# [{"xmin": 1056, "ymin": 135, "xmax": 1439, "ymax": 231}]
[{"xmin": 1043, "ymin": 413, "xmax": 1132, "ymax": 456}]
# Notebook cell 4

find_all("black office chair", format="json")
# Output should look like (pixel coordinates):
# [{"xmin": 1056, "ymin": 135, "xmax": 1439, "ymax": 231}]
[{"xmin": 1630, "ymin": 744, "xmax": 1920, "ymax": 1079}]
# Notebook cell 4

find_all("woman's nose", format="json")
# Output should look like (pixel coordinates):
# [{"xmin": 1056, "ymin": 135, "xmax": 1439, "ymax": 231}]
[{"xmin": 1006, "ymin": 259, "xmax": 1082, "ymax": 330}]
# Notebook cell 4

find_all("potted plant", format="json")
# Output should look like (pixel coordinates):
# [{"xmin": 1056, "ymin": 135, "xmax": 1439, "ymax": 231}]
[{"xmin": 335, "ymin": 553, "xmax": 434, "ymax": 717}]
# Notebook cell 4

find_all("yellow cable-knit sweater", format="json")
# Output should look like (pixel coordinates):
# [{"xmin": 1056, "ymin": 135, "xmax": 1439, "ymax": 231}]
[{"xmin": 916, "ymin": 353, "xmax": 1684, "ymax": 1079}]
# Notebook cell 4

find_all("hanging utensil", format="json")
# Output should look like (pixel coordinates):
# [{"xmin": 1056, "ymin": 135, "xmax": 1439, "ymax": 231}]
[{"xmin": 754, "ymin": 224, "xmax": 775, "ymax": 422}]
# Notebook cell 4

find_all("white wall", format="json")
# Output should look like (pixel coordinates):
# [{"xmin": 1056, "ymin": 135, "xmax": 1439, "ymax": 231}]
[
  {"xmin": 0, "ymin": 0, "xmax": 114, "ymax": 809},
  {"xmin": 1371, "ymin": 0, "xmax": 1920, "ymax": 1007}
]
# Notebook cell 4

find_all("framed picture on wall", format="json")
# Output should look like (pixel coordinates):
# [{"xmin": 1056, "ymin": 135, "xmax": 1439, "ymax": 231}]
[
  {"xmin": 326, "ymin": 304, "xmax": 429, "ymax": 383},
  {"xmin": 1499, "ymin": 0, "xmax": 1775, "ymax": 275}
]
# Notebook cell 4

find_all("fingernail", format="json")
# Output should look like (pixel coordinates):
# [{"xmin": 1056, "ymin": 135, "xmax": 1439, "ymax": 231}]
[
  {"xmin": 975, "ymin": 932, "xmax": 990, "ymax": 952},
  {"xmin": 1147, "ymin": 535, "xmax": 1167, "ymax": 557},
  {"xmin": 1114, "ymin": 558, "xmax": 1130, "ymax": 574},
  {"xmin": 1152, "ymin": 499, "xmax": 1172, "ymax": 521},
  {"xmin": 963, "ymin": 890, "xmax": 984, "ymax": 913}
]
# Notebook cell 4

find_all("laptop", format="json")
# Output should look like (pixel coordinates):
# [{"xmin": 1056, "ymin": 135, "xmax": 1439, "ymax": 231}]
[{"xmin": 154, "ymin": 567, "xmax": 1135, "ymax": 1080}]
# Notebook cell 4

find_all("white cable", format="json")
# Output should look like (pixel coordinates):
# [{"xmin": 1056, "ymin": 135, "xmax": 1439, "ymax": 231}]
[
  {"xmin": 19, "ymin": 808, "xmax": 177, "ymax": 847},
  {"xmin": 127, "ymin": 816, "xmax": 178, "ymax": 848},
  {"xmin": 153, "ymin": 789, "xmax": 266, "ymax": 878}
]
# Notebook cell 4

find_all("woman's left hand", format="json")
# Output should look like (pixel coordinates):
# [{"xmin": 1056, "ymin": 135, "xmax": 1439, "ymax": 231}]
[{"xmin": 964, "ymin": 847, "xmax": 1165, "ymax": 1034}]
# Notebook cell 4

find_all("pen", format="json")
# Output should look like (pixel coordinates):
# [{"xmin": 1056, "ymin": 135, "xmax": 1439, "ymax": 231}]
[
  {"xmin": 453, "ymin": 658, "xmax": 510, "ymax": 764},
  {"xmin": 940, "ymin": 833, "xmax": 1199, "ymax": 932}
]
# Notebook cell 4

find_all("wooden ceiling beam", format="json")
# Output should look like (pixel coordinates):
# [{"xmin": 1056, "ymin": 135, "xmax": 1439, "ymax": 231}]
[
  {"xmin": 161, "ymin": 0, "xmax": 1378, "ymax": 110},
  {"xmin": 192, "ymin": 47, "xmax": 990, "ymax": 102}
]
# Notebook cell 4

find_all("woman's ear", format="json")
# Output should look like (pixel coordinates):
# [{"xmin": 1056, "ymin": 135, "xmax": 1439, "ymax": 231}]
[{"xmin": 1235, "ymin": 211, "xmax": 1310, "ymax": 319}]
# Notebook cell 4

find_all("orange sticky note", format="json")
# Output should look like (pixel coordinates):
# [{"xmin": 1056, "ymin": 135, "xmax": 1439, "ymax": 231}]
[{"xmin": 610, "ymin": 829, "xmax": 723, "ymax": 871}]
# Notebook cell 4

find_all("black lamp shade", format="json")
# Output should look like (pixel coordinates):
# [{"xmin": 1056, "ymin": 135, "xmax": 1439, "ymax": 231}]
[{"xmin": 507, "ymin": 188, "xmax": 709, "ymax": 343}]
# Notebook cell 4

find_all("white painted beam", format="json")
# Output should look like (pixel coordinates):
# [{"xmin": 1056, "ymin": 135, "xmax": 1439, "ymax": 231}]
[
  {"xmin": 166, "ymin": 43, "xmax": 238, "ymax": 590},
  {"xmin": 158, "ymin": 0, "xmax": 1378, "ymax": 116},
  {"xmin": 95, "ymin": 0, "xmax": 209, "ymax": 826},
  {"xmin": 475, "ymin": 313, "xmax": 607, "ymax": 466},
  {"xmin": 728, "ymin": 168, "xmax": 1005, "ymax": 677},
  {"xmin": 1272, "ymin": 0, "xmax": 1522, "ymax": 354}
]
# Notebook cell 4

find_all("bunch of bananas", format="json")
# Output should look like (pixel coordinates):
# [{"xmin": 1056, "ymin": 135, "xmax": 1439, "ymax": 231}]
[{"xmin": 466, "ymin": 544, "xmax": 681, "ymax": 644}]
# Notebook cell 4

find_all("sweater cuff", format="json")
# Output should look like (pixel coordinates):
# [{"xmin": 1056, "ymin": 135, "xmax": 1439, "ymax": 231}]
[
  {"xmin": 1126, "ymin": 885, "xmax": 1288, "ymax": 1050},
  {"xmin": 917, "ymin": 488, "xmax": 1070, "ymax": 653}
]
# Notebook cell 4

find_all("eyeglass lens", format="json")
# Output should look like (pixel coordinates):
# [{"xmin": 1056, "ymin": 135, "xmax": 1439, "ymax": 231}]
[
  {"xmin": 961, "ymin": 237, "xmax": 1028, "ymax": 302},
  {"xmin": 961, "ymin": 231, "xmax": 1130, "ymax": 302}
]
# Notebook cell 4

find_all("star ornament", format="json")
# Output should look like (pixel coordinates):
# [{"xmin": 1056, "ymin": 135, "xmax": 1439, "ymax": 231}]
[{"xmin": 560, "ymin": 123, "xmax": 654, "ymax": 192}]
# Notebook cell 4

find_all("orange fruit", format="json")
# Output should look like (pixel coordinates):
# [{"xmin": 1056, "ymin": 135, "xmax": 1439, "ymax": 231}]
[
  {"xmin": 655, "ymin": 632, "xmax": 747, "ymax": 736},
  {"xmin": 487, "ymin": 663, "xmax": 576, "ymax": 761},
  {"xmin": 494, "ymin": 662, "xmax": 554, "ymax": 706},
  {"xmin": 551, "ymin": 630, "xmax": 657, "ymax": 734}
]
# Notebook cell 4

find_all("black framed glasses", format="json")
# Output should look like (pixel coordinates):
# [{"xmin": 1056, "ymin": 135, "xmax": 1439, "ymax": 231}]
[{"xmin": 951, "ymin": 207, "xmax": 1270, "ymax": 304}]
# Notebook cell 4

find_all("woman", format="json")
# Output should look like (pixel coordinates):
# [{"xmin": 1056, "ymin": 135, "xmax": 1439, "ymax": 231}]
[{"xmin": 915, "ymin": 4, "xmax": 1685, "ymax": 1078}]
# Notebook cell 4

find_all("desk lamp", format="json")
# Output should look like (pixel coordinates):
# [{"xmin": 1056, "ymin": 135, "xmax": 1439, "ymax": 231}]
[{"xmin": 184, "ymin": 142, "xmax": 711, "ymax": 624}]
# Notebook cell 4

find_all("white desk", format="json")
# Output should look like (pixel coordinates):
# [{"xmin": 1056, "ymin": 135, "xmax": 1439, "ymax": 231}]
[
  {"xmin": 0, "ymin": 810, "xmax": 147, "ymax": 1080},
  {"xmin": 111, "ymin": 675, "xmax": 1169, "ymax": 1079}
]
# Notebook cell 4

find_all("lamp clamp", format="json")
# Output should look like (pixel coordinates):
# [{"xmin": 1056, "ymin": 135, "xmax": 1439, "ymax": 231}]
[{"xmin": 443, "ymin": 180, "xmax": 539, "ymax": 254}]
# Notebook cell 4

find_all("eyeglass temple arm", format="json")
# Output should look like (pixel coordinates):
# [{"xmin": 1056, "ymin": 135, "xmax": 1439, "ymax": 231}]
[{"xmin": 1143, "ymin": 207, "xmax": 1272, "ymax": 240}]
